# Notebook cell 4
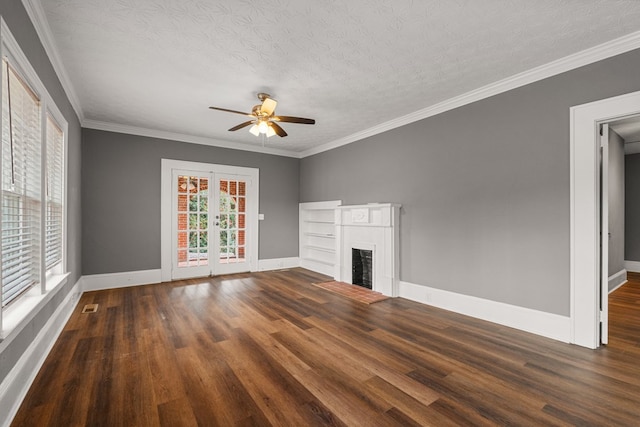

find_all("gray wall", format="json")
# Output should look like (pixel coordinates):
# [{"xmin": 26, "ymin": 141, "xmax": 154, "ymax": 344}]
[
  {"xmin": 81, "ymin": 129, "xmax": 299, "ymax": 274},
  {"xmin": 301, "ymin": 49, "xmax": 640, "ymax": 316},
  {"xmin": 625, "ymin": 153, "xmax": 640, "ymax": 262},
  {"xmin": 0, "ymin": 2, "xmax": 82, "ymax": 384},
  {"xmin": 608, "ymin": 129, "xmax": 625, "ymax": 278}
]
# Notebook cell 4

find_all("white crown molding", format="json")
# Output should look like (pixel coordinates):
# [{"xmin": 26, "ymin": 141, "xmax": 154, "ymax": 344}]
[
  {"xmin": 300, "ymin": 30, "xmax": 640, "ymax": 158},
  {"xmin": 18, "ymin": 0, "xmax": 640, "ymax": 159},
  {"xmin": 83, "ymin": 120, "xmax": 301, "ymax": 158},
  {"xmin": 20, "ymin": 0, "xmax": 84, "ymax": 122}
]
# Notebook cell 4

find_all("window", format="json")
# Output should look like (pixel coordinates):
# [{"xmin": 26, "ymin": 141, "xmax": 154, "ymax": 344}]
[
  {"xmin": 45, "ymin": 115, "xmax": 64, "ymax": 273},
  {"xmin": 0, "ymin": 53, "xmax": 66, "ymax": 311},
  {"xmin": 1, "ymin": 60, "xmax": 41, "ymax": 306}
]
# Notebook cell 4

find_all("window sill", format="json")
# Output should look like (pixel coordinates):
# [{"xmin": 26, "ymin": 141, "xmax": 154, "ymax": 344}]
[{"xmin": 0, "ymin": 273, "xmax": 70, "ymax": 344}]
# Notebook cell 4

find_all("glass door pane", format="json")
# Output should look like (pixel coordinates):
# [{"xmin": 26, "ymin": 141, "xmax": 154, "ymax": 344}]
[
  {"xmin": 172, "ymin": 172, "xmax": 211, "ymax": 279},
  {"xmin": 215, "ymin": 175, "xmax": 249, "ymax": 274}
]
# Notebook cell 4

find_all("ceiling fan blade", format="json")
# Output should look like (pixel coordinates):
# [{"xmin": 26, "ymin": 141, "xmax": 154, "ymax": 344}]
[
  {"xmin": 273, "ymin": 116, "xmax": 315, "ymax": 125},
  {"xmin": 228, "ymin": 120, "xmax": 254, "ymax": 131},
  {"xmin": 209, "ymin": 106, "xmax": 254, "ymax": 117},
  {"xmin": 269, "ymin": 121, "xmax": 288, "ymax": 137},
  {"xmin": 261, "ymin": 98, "xmax": 277, "ymax": 115}
]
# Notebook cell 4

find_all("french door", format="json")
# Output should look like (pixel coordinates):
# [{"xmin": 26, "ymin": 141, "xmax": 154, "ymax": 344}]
[{"xmin": 161, "ymin": 160, "xmax": 258, "ymax": 281}]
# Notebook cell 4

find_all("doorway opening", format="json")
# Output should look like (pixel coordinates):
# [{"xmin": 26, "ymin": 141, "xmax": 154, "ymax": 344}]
[
  {"xmin": 599, "ymin": 114, "xmax": 640, "ymax": 345},
  {"xmin": 160, "ymin": 159, "xmax": 259, "ymax": 281},
  {"xmin": 571, "ymin": 89, "xmax": 640, "ymax": 349}
]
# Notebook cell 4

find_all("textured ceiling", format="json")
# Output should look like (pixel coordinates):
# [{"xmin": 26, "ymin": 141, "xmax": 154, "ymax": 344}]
[{"xmin": 38, "ymin": 0, "xmax": 640, "ymax": 155}]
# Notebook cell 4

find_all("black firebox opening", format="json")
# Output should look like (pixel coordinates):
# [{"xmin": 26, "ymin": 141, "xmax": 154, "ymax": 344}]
[{"xmin": 352, "ymin": 249, "xmax": 373, "ymax": 289}]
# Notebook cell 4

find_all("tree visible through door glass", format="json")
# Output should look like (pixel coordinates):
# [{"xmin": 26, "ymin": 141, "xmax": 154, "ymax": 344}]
[
  {"xmin": 177, "ymin": 175, "xmax": 209, "ymax": 267},
  {"xmin": 218, "ymin": 179, "xmax": 247, "ymax": 264}
]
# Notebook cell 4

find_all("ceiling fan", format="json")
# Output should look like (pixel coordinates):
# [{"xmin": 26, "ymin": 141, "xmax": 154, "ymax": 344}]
[{"xmin": 209, "ymin": 93, "xmax": 315, "ymax": 138}]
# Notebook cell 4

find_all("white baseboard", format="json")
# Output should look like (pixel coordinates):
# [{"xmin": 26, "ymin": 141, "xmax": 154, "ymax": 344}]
[
  {"xmin": 608, "ymin": 269, "xmax": 627, "ymax": 293},
  {"xmin": 83, "ymin": 262, "xmax": 304, "ymax": 290},
  {"xmin": 300, "ymin": 259, "xmax": 335, "ymax": 277},
  {"xmin": 624, "ymin": 260, "xmax": 640, "ymax": 273},
  {"xmin": 258, "ymin": 257, "xmax": 300, "ymax": 272},
  {"xmin": 398, "ymin": 281, "xmax": 571, "ymax": 343},
  {"xmin": 82, "ymin": 269, "xmax": 162, "ymax": 292},
  {"xmin": 0, "ymin": 279, "xmax": 82, "ymax": 427}
]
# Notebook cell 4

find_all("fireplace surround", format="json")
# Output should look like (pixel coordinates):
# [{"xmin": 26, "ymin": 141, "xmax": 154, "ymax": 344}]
[{"xmin": 335, "ymin": 203, "xmax": 400, "ymax": 297}]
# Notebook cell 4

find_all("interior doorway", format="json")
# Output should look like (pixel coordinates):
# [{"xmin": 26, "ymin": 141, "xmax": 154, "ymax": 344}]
[
  {"xmin": 571, "ymin": 89, "xmax": 640, "ymax": 349},
  {"xmin": 601, "ymin": 115, "xmax": 640, "ymax": 345},
  {"xmin": 160, "ymin": 159, "xmax": 259, "ymax": 281}
]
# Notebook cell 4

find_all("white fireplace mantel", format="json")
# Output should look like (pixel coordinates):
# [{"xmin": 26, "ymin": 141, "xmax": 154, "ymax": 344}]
[{"xmin": 335, "ymin": 203, "xmax": 401, "ymax": 297}]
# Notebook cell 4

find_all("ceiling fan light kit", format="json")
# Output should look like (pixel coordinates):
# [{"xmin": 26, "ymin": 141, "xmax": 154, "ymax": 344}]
[
  {"xmin": 209, "ymin": 93, "xmax": 315, "ymax": 139},
  {"xmin": 249, "ymin": 121, "xmax": 276, "ymax": 137}
]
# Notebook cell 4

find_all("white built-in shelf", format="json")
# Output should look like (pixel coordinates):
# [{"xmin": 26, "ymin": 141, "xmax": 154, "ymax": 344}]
[
  {"xmin": 304, "ymin": 232, "xmax": 335, "ymax": 238},
  {"xmin": 300, "ymin": 257, "xmax": 334, "ymax": 267},
  {"xmin": 299, "ymin": 200, "xmax": 341, "ymax": 277},
  {"xmin": 303, "ymin": 245, "xmax": 335, "ymax": 253}
]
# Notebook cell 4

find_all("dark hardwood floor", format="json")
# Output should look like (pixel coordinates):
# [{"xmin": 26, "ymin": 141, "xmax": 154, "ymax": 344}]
[{"xmin": 10, "ymin": 268, "xmax": 640, "ymax": 426}]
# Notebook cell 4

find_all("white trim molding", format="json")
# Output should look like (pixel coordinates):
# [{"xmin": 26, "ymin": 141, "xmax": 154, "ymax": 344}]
[
  {"xmin": 258, "ymin": 257, "xmax": 300, "ymax": 272},
  {"xmin": 19, "ymin": 0, "xmax": 640, "ymax": 162},
  {"xmin": 570, "ymin": 90, "xmax": 640, "ymax": 349},
  {"xmin": 0, "ymin": 278, "xmax": 82, "ymax": 427},
  {"xmin": 81, "ymin": 269, "xmax": 162, "ymax": 292},
  {"xmin": 83, "ymin": 120, "xmax": 299, "ymax": 158},
  {"xmin": 20, "ymin": 0, "xmax": 84, "ymax": 122},
  {"xmin": 300, "ymin": 30, "xmax": 640, "ymax": 158},
  {"xmin": 608, "ymin": 269, "xmax": 627, "ymax": 293},
  {"xmin": 399, "ymin": 281, "xmax": 571, "ymax": 343},
  {"xmin": 624, "ymin": 260, "xmax": 640, "ymax": 273}
]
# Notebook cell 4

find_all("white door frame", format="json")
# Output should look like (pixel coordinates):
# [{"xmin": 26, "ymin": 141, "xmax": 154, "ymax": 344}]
[
  {"xmin": 600, "ymin": 123, "xmax": 609, "ymax": 345},
  {"xmin": 570, "ymin": 89, "xmax": 640, "ymax": 348},
  {"xmin": 160, "ymin": 159, "xmax": 259, "ymax": 282}
]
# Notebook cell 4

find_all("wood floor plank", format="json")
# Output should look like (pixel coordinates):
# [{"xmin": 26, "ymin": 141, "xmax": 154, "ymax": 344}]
[
  {"xmin": 363, "ymin": 375, "xmax": 443, "ymax": 427},
  {"xmin": 157, "ymin": 398, "xmax": 199, "ymax": 427},
  {"xmin": 218, "ymin": 329, "xmax": 326, "ymax": 426},
  {"xmin": 141, "ymin": 326, "xmax": 187, "ymax": 406},
  {"xmin": 11, "ymin": 268, "xmax": 640, "ymax": 426},
  {"xmin": 295, "ymin": 368, "xmax": 400, "ymax": 427}
]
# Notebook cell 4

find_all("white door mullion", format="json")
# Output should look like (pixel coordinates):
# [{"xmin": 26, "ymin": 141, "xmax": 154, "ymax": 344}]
[{"xmin": 209, "ymin": 173, "xmax": 216, "ymax": 276}]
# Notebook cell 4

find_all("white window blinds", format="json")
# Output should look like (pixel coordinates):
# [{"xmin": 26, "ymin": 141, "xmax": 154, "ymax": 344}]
[
  {"xmin": 1, "ymin": 60, "xmax": 42, "ymax": 307},
  {"xmin": 45, "ymin": 115, "xmax": 63, "ymax": 272}
]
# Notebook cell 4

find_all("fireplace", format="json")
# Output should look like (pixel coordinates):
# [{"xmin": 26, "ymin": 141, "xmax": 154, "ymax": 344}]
[
  {"xmin": 335, "ymin": 203, "xmax": 400, "ymax": 297},
  {"xmin": 352, "ymin": 248, "xmax": 373, "ymax": 289}
]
